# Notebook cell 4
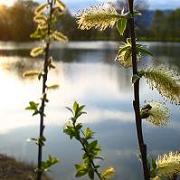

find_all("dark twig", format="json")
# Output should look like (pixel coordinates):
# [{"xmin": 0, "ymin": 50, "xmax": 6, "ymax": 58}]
[
  {"xmin": 37, "ymin": 0, "xmax": 54, "ymax": 179},
  {"xmin": 127, "ymin": 0, "xmax": 150, "ymax": 179}
]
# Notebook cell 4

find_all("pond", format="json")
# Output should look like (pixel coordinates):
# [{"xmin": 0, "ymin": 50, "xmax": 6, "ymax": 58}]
[{"xmin": 0, "ymin": 41, "xmax": 179, "ymax": 180}]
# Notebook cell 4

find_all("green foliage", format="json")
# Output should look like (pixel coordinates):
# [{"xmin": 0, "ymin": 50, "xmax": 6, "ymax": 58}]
[
  {"xmin": 0, "ymin": 2, "xmax": 180, "ymax": 42},
  {"xmin": 116, "ymin": 38, "xmax": 152, "ymax": 68},
  {"xmin": 27, "ymin": 0, "xmax": 69, "ymax": 178},
  {"xmin": 77, "ymin": 2, "xmax": 180, "ymax": 179},
  {"xmin": 84, "ymin": 127, "xmax": 94, "ymax": 140},
  {"xmin": 0, "ymin": 0, "xmax": 38, "ymax": 41},
  {"xmin": 116, "ymin": 18, "xmax": 127, "ymax": 36},
  {"xmin": 30, "ymin": 136, "xmax": 46, "ymax": 146},
  {"xmin": 150, "ymin": 9, "xmax": 180, "ymax": 41},
  {"xmin": 64, "ymin": 102, "xmax": 115, "ymax": 180},
  {"xmin": 26, "ymin": 101, "xmax": 39, "ymax": 116},
  {"xmin": 41, "ymin": 155, "xmax": 59, "ymax": 172}
]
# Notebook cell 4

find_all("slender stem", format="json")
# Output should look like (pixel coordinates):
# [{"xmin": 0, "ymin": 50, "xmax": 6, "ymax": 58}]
[
  {"xmin": 37, "ymin": 1, "xmax": 54, "ymax": 180},
  {"xmin": 80, "ymin": 139, "xmax": 102, "ymax": 180},
  {"xmin": 127, "ymin": 0, "xmax": 150, "ymax": 179},
  {"xmin": 73, "ymin": 123, "xmax": 102, "ymax": 180}
]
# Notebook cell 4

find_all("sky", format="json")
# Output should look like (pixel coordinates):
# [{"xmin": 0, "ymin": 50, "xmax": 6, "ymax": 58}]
[
  {"xmin": 1, "ymin": 0, "xmax": 180, "ymax": 10},
  {"xmin": 60, "ymin": 0, "xmax": 180, "ymax": 11}
]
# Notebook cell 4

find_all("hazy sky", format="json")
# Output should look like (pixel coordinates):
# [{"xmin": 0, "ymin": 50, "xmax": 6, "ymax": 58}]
[{"xmin": 61, "ymin": 0, "xmax": 180, "ymax": 10}]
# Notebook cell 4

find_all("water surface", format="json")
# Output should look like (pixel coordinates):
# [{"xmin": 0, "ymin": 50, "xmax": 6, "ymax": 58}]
[{"xmin": 0, "ymin": 41, "xmax": 179, "ymax": 180}]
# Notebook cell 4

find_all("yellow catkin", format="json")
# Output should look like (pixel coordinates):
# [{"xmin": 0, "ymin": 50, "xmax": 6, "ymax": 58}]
[
  {"xmin": 101, "ymin": 167, "xmax": 115, "ymax": 180},
  {"xmin": 76, "ymin": 4, "xmax": 121, "ymax": 31},
  {"xmin": 155, "ymin": 152, "xmax": 180, "ymax": 177},
  {"xmin": 30, "ymin": 47, "xmax": 44, "ymax": 57},
  {"xmin": 141, "ymin": 66, "xmax": 180, "ymax": 104},
  {"xmin": 23, "ymin": 70, "xmax": 40, "ymax": 78},
  {"xmin": 147, "ymin": 102, "xmax": 170, "ymax": 127}
]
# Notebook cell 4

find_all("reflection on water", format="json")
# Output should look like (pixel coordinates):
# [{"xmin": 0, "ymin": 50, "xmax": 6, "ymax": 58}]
[{"xmin": 0, "ymin": 41, "xmax": 179, "ymax": 180}]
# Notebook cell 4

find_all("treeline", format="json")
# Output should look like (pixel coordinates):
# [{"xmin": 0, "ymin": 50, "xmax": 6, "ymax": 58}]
[
  {"xmin": 0, "ymin": 0, "xmax": 37, "ymax": 41},
  {"xmin": 0, "ymin": 0, "xmax": 179, "ymax": 42},
  {"xmin": 147, "ymin": 9, "xmax": 180, "ymax": 41}
]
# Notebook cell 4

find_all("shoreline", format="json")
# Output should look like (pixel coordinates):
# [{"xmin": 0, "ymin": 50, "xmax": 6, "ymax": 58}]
[{"xmin": 0, "ymin": 154, "xmax": 51, "ymax": 180}]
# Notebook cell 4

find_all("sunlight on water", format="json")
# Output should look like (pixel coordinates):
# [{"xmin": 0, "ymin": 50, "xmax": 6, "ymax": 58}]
[
  {"xmin": 0, "ymin": 57, "xmax": 134, "ymax": 134},
  {"xmin": 0, "ymin": 41, "xmax": 179, "ymax": 180}
]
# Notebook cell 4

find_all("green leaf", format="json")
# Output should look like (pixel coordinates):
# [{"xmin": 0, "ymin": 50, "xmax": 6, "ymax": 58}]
[
  {"xmin": 30, "ymin": 136, "xmax": 46, "ymax": 146},
  {"xmin": 118, "ymin": 45, "xmax": 131, "ymax": 55},
  {"xmin": 84, "ymin": 128, "xmax": 94, "ymax": 140},
  {"xmin": 95, "ymin": 156, "xmax": 104, "ymax": 160},
  {"xmin": 76, "ymin": 111, "xmax": 87, "ymax": 119},
  {"xmin": 88, "ymin": 167, "xmax": 94, "ymax": 180},
  {"xmin": 87, "ymin": 140, "xmax": 101, "ymax": 156},
  {"xmin": 63, "ymin": 124, "xmax": 76, "ymax": 139},
  {"xmin": 75, "ymin": 163, "xmax": 88, "ymax": 177},
  {"xmin": 73, "ymin": 101, "xmax": 79, "ymax": 114},
  {"xmin": 88, "ymin": 140, "xmax": 98, "ymax": 150},
  {"xmin": 152, "ymin": 158, "xmax": 157, "ymax": 170},
  {"xmin": 78, "ymin": 105, "xmax": 86, "ymax": 112},
  {"xmin": 41, "ymin": 155, "xmax": 59, "ymax": 172},
  {"xmin": 26, "ymin": 101, "xmax": 39, "ymax": 116},
  {"xmin": 116, "ymin": 18, "xmax": 127, "ymax": 36},
  {"xmin": 26, "ymin": 101, "xmax": 39, "ymax": 110},
  {"xmin": 136, "ymin": 46, "xmax": 153, "ymax": 56},
  {"xmin": 66, "ymin": 107, "xmax": 73, "ymax": 114},
  {"xmin": 75, "ymin": 123, "xmax": 83, "ymax": 131}
]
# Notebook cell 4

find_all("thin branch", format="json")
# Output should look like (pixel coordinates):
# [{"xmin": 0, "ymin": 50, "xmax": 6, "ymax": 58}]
[
  {"xmin": 127, "ymin": 0, "xmax": 150, "ymax": 179},
  {"xmin": 37, "ymin": 0, "xmax": 54, "ymax": 179},
  {"xmin": 72, "ymin": 123, "xmax": 102, "ymax": 180}
]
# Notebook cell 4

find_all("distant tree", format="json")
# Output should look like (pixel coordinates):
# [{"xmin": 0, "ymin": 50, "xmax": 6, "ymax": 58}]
[
  {"xmin": 151, "ymin": 10, "xmax": 166, "ymax": 40},
  {"xmin": 0, "ymin": 5, "xmax": 11, "ymax": 40},
  {"xmin": 9, "ymin": 0, "xmax": 37, "ymax": 41},
  {"xmin": 166, "ymin": 9, "xmax": 180, "ymax": 40}
]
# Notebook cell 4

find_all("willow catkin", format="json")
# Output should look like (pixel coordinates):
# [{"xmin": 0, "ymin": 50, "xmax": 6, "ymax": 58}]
[
  {"xmin": 145, "ymin": 102, "xmax": 170, "ymax": 127},
  {"xmin": 140, "ymin": 66, "xmax": 180, "ymax": 104},
  {"xmin": 76, "ymin": 4, "xmax": 121, "ymax": 31},
  {"xmin": 155, "ymin": 152, "xmax": 180, "ymax": 177}
]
